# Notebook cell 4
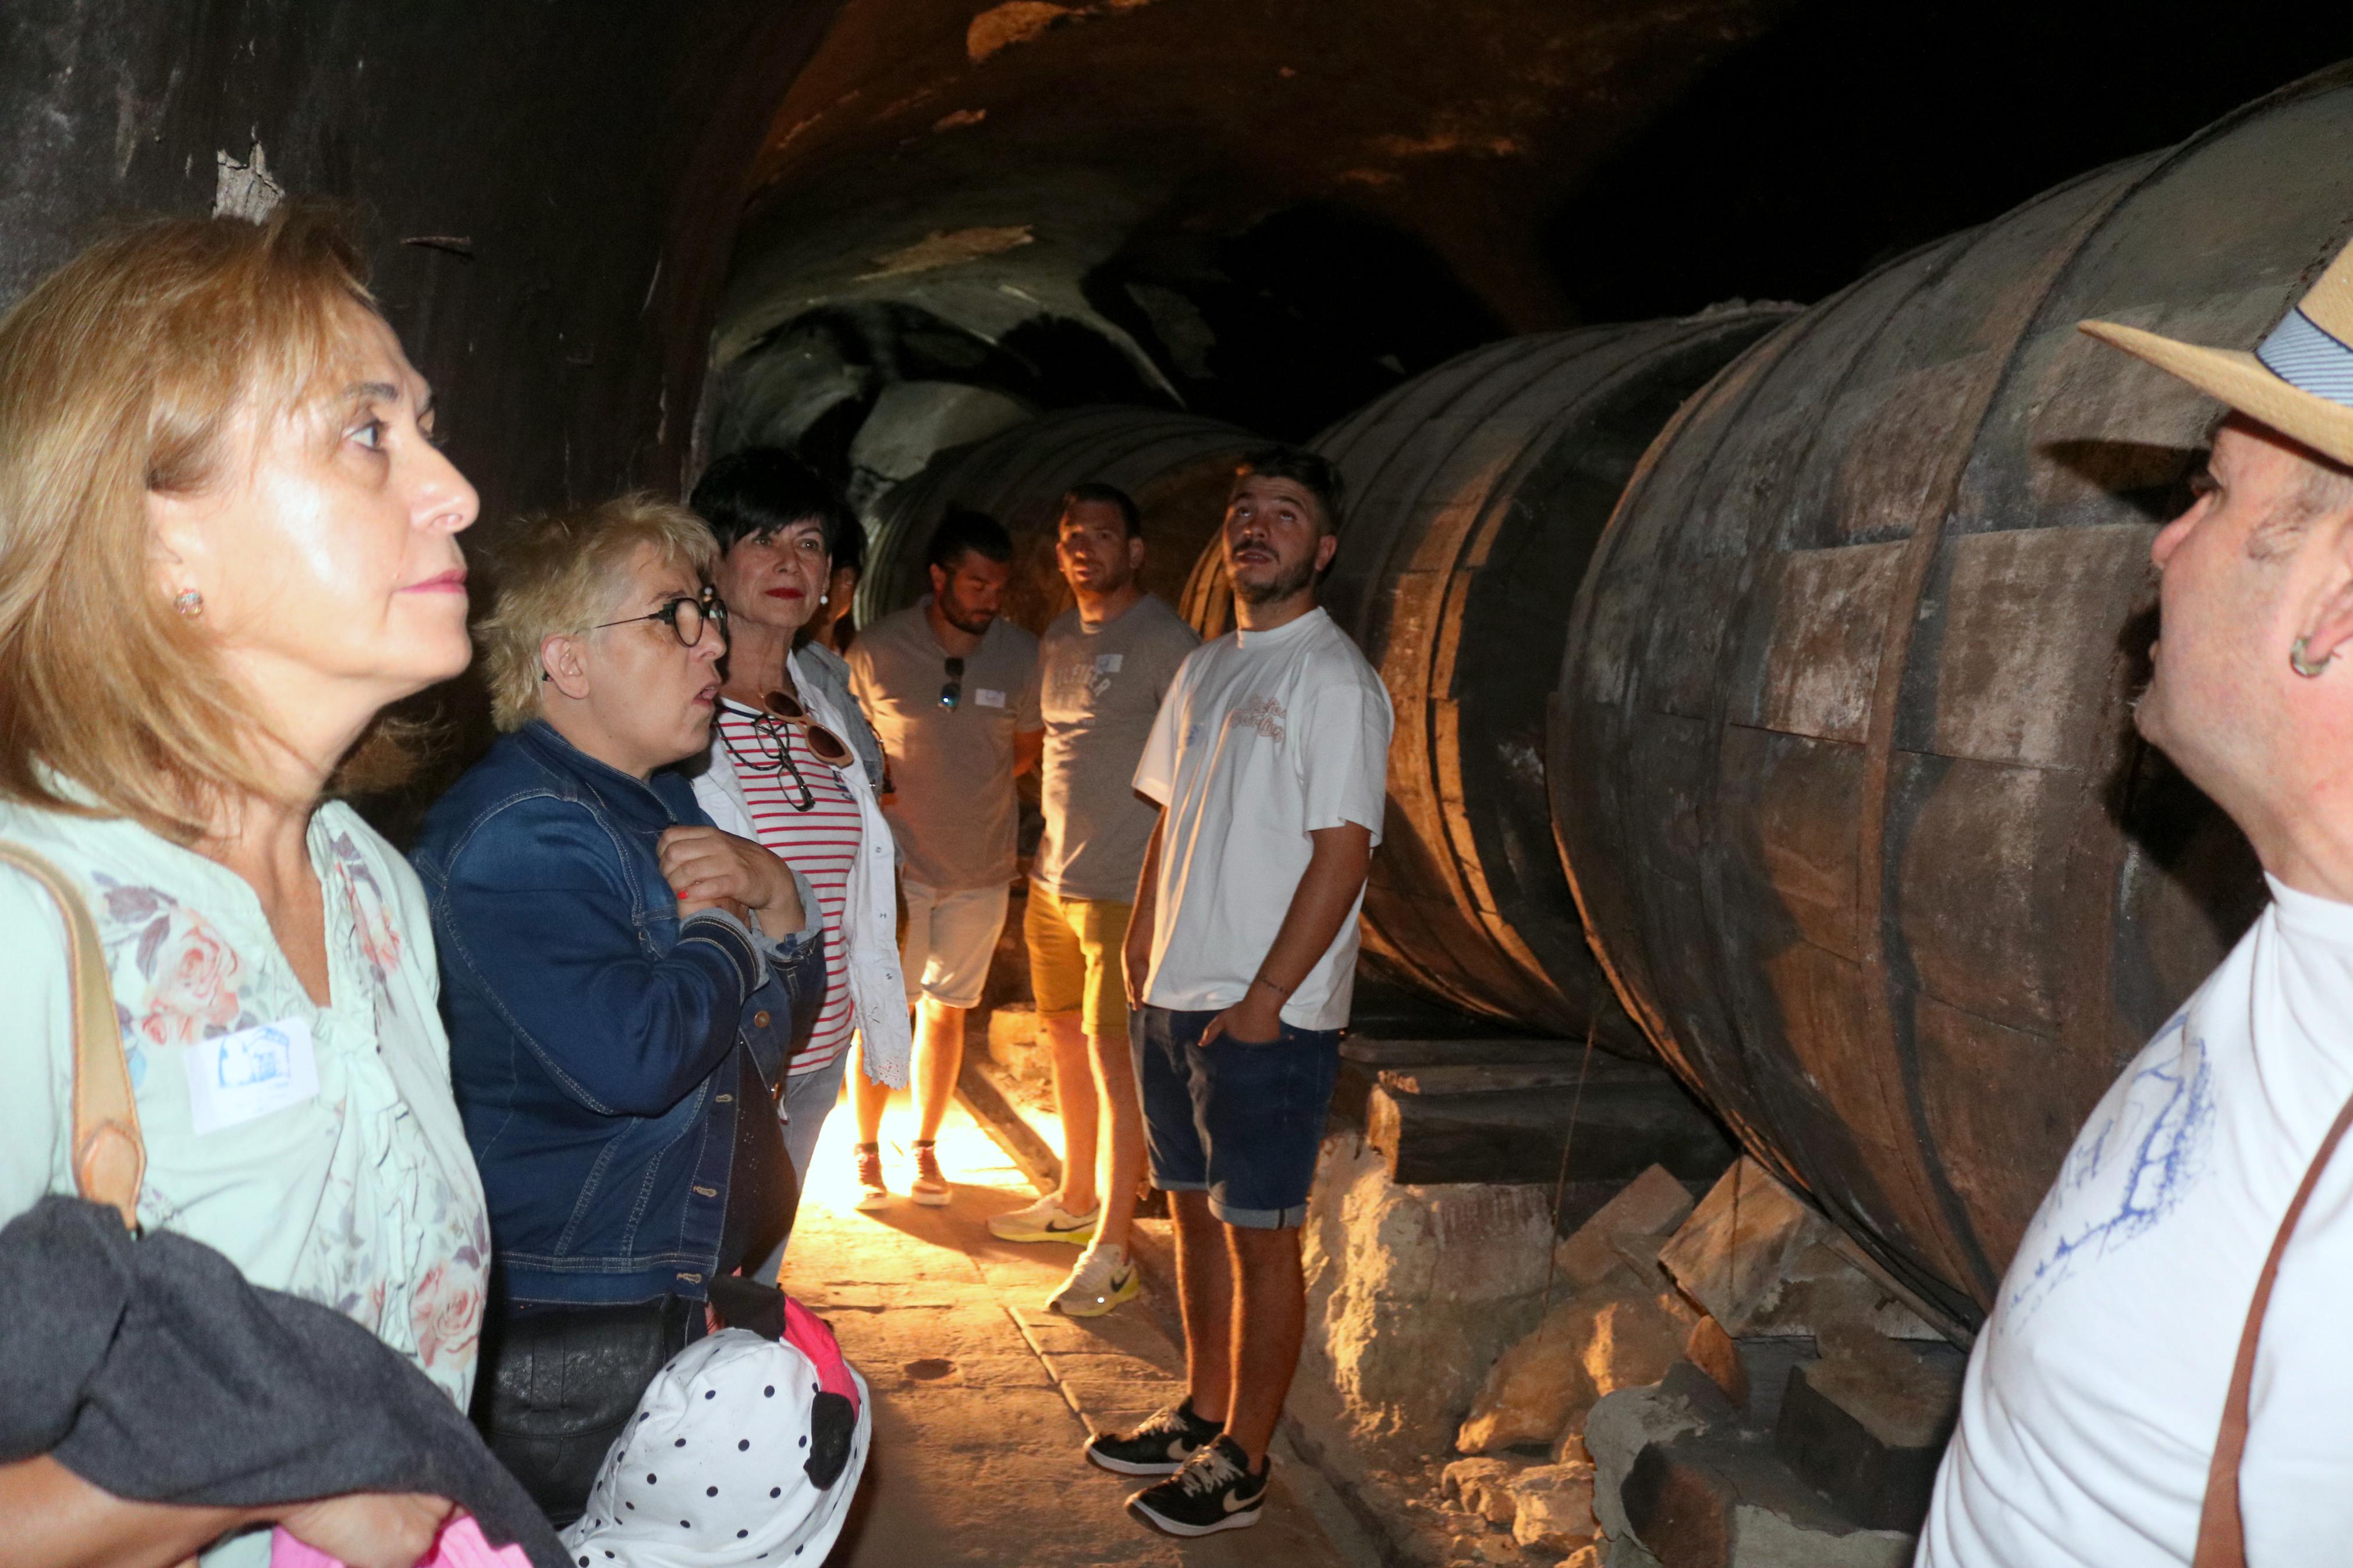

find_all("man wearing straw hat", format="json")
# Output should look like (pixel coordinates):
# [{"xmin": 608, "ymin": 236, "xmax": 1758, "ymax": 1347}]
[{"xmin": 1922, "ymin": 257, "xmax": 2353, "ymax": 1565}]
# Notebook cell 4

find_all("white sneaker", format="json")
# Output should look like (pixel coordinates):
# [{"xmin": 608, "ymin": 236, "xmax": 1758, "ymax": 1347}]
[
  {"xmin": 986, "ymin": 1193, "xmax": 1101, "ymax": 1245},
  {"xmin": 1049, "ymin": 1245, "xmax": 1140, "ymax": 1318}
]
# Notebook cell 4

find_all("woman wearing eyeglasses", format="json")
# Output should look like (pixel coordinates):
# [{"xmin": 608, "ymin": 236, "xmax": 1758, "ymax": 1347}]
[
  {"xmin": 686, "ymin": 451, "xmax": 909, "ymax": 1274},
  {"xmin": 407, "ymin": 495, "xmax": 824, "ymax": 1522}
]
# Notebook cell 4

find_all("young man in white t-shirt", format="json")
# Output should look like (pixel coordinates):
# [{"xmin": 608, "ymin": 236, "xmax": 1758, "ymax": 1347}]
[
  {"xmin": 1921, "ymin": 244, "xmax": 2353, "ymax": 1565},
  {"xmin": 1083, "ymin": 449, "xmax": 1393, "ymax": 1537}
]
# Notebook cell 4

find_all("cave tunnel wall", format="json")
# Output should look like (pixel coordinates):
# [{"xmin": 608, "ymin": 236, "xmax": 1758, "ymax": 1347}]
[{"xmin": 0, "ymin": 0, "xmax": 845, "ymax": 531}]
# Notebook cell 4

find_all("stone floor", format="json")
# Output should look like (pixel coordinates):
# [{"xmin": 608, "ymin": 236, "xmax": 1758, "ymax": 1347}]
[{"xmin": 785, "ymin": 1087, "xmax": 1376, "ymax": 1567}]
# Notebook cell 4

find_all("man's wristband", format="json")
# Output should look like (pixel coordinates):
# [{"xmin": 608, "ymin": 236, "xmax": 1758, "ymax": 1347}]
[{"xmin": 1251, "ymin": 974, "xmax": 1293, "ymax": 998}]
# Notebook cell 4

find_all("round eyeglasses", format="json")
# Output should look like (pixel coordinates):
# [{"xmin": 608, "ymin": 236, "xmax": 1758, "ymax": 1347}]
[{"xmin": 593, "ymin": 587, "xmax": 727, "ymax": 648}]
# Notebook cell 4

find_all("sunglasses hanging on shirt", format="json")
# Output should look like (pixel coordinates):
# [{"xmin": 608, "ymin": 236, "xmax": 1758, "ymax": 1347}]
[
  {"xmin": 718, "ymin": 692, "xmax": 851, "ymax": 813},
  {"xmin": 939, "ymin": 656, "xmax": 965, "ymax": 711}
]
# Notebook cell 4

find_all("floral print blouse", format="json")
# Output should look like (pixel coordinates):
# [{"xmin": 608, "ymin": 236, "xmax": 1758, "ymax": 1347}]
[{"xmin": 0, "ymin": 798, "xmax": 491, "ymax": 1417}]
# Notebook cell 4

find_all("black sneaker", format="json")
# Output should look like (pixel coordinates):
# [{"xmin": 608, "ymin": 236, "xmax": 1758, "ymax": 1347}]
[
  {"xmin": 1083, "ymin": 1398, "xmax": 1223, "ymax": 1476},
  {"xmin": 1126, "ymin": 1436, "xmax": 1267, "ymax": 1537}
]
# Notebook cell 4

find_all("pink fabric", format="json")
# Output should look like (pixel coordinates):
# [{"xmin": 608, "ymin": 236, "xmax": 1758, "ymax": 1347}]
[
  {"xmin": 782, "ymin": 1293, "xmax": 857, "ymax": 1415},
  {"xmin": 271, "ymin": 1510, "xmax": 531, "ymax": 1568}
]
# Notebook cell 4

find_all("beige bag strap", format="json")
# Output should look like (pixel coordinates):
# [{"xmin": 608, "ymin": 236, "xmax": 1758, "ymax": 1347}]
[
  {"xmin": 0, "ymin": 841, "xmax": 145, "ymax": 1231},
  {"xmin": 2191, "ymin": 1086, "xmax": 2353, "ymax": 1567}
]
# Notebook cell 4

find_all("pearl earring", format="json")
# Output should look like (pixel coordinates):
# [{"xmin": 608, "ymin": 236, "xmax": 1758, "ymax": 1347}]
[
  {"xmin": 821, "ymin": 592, "xmax": 830, "ymax": 605},
  {"xmin": 173, "ymin": 589, "xmax": 204, "ymax": 617}
]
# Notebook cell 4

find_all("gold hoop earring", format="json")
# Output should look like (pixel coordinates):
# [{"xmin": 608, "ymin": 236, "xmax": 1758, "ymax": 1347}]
[
  {"xmin": 173, "ymin": 589, "xmax": 204, "ymax": 617},
  {"xmin": 2292, "ymin": 637, "xmax": 2332, "ymax": 678}
]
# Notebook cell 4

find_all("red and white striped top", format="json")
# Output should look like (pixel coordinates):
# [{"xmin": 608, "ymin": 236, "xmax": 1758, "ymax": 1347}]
[{"xmin": 715, "ymin": 699, "xmax": 862, "ymax": 1076}]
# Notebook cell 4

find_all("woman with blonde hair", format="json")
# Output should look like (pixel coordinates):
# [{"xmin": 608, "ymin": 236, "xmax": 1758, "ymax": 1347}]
[
  {"xmin": 408, "ymin": 495, "xmax": 823, "ymax": 1524},
  {"xmin": 0, "ymin": 208, "xmax": 495, "ymax": 1566}
]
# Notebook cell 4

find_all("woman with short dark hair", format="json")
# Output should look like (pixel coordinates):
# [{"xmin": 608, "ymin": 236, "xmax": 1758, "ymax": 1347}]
[{"xmin": 688, "ymin": 450, "xmax": 907, "ymax": 1271}]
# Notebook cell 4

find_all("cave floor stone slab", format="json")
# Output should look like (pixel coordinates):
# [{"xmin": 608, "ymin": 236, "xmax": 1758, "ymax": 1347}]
[{"xmin": 782, "ymin": 1088, "xmax": 1375, "ymax": 1567}]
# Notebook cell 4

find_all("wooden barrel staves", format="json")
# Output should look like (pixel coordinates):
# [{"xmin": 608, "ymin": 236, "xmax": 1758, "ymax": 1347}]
[
  {"xmin": 856, "ymin": 406, "xmax": 1260, "ymax": 637},
  {"xmin": 1176, "ymin": 530, "xmax": 1237, "ymax": 643},
  {"xmin": 1298, "ymin": 312, "xmax": 1794, "ymax": 1046},
  {"xmin": 1552, "ymin": 67, "xmax": 2353, "ymax": 1321}
]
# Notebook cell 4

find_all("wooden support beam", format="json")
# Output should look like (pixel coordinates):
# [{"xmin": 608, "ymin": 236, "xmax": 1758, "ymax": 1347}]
[
  {"xmin": 1333, "ymin": 1036, "xmax": 1589, "ymax": 1129},
  {"xmin": 1364, "ymin": 1073, "xmax": 1733, "ymax": 1187}
]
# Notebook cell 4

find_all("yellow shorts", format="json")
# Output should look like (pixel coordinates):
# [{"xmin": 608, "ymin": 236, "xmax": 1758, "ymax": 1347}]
[{"xmin": 1024, "ymin": 885, "xmax": 1133, "ymax": 1040}]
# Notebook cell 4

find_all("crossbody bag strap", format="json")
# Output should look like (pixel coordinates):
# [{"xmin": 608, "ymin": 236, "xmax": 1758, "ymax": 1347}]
[
  {"xmin": 0, "ymin": 841, "xmax": 145, "ymax": 1231},
  {"xmin": 2192, "ymin": 1086, "xmax": 2353, "ymax": 1567}
]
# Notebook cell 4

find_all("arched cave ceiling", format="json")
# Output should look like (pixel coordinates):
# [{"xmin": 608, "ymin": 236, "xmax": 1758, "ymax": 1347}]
[
  {"xmin": 5, "ymin": 0, "xmax": 2353, "ymax": 522},
  {"xmin": 712, "ymin": 0, "xmax": 1795, "ymax": 490},
  {"xmin": 709, "ymin": 0, "xmax": 2353, "ymax": 497}
]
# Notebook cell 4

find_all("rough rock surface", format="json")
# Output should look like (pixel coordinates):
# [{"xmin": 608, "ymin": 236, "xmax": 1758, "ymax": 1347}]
[
  {"xmin": 1303, "ymin": 1133, "xmax": 1557, "ymax": 1450},
  {"xmin": 1728, "ymin": 1507, "xmax": 1914, "ymax": 1567},
  {"xmin": 1508, "ymin": 1462, "xmax": 1599, "ymax": 1555},
  {"xmin": 985, "ymin": 1002, "xmax": 1039, "ymax": 1066},
  {"xmin": 1458, "ymin": 1289, "xmax": 1694, "ymax": 1454},
  {"xmin": 1444, "ymin": 1456, "xmax": 1532, "ymax": 1527},
  {"xmin": 1585, "ymin": 1363, "xmax": 1730, "ymax": 1544}
]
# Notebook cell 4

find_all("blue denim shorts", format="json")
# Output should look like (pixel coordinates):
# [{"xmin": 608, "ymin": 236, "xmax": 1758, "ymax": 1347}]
[{"xmin": 1130, "ymin": 1004, "xmax": 1342, "ymax": 1229}]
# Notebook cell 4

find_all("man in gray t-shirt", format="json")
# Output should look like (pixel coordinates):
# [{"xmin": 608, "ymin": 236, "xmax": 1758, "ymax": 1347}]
[
  {"xmin": 846, "ymin": 510, "xmax": 1041, "ymax": 1209},
  {"xmin": 990, "ymin": 483, "xmax": 1199, "ymax": 1321}
]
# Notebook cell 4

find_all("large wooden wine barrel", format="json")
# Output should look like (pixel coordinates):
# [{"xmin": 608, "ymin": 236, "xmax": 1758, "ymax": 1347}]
[
  {"xmin": 1552, "ymin": 68, "xmax": 2353, "ymax": 1321},
  {"xmin": 1176, "ymin": 532, "xmax": 1237, "ymax": 643},
  {"xmin": 857, "ymin": 406, "xmax": 1259, "ymax": 636},
  {"xmin": 1291, "ymin": 314, "xmax": 1795, "ymax": 1044}
]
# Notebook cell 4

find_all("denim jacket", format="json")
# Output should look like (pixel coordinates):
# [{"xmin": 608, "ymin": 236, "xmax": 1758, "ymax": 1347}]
[{"xmin": 409, "ymin": 721, "xmax": 824, "ymax": 1308}]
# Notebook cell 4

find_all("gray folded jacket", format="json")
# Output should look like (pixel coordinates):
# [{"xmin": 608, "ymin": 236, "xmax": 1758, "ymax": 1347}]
[{"xmin": 0, "ymin": 1195, "xmax": 565, "ymax": 1567}]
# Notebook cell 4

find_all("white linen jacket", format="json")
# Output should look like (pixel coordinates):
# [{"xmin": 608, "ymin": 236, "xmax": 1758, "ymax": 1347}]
[{"xmin": 693, "ymin": 643, "xmax": 912, "ymax": 1087}]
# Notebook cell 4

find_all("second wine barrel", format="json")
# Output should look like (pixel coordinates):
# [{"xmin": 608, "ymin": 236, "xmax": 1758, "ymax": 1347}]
[
  {"xmin": 1296, "ymin": 312, "xmax": 1793, "ymax": 1043},
  {"xmin": 857, "ymin": 406, "xmax": 1259, "ymax": 637},
  {"xmin": 1552, "ymin": 67, "xmax": 2353, "ymax": 1320}
]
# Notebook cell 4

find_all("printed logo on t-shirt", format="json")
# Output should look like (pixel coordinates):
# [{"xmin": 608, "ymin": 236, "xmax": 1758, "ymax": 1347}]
[
  {"xmin": 2003, "ymin": 1007, "xmax": 2214, "ymax": 1321},
  {"xmin": 1230, "ymin": 695, "xmax": 1287, "ymax": 743}
]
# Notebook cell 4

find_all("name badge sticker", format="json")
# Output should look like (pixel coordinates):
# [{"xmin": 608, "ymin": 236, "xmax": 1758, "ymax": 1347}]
[
  {"xmin": 183, "ymin": 1018, "xmax": 320, "ymax": 1135},
  {"xmin": 1095, "ymin": 653, "xmax": 1124, "ymax": 673},
  {"xmin": 974, "ymin": 688, "xmax": 1008, "ymax": 709}
]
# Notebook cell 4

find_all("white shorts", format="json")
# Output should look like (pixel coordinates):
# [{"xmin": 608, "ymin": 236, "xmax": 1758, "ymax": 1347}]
[{"xmin": 900, "ymin": 877, "xmax": 1010, "ymax": 1010}]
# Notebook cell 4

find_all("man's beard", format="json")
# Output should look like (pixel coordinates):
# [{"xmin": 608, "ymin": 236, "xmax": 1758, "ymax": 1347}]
[
  {"xmin": 941, "ymin": 600, "xmax": 996, "ymax": 635},
  {"xmin": 1233, "ymin": 552, "xmax": 1316, "ymax": 606}
]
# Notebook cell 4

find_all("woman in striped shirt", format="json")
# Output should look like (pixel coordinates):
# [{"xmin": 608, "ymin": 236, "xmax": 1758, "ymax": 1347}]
[{"xmin": 688, "ymin": 450, "xmax": 911, "ymax": 1280}]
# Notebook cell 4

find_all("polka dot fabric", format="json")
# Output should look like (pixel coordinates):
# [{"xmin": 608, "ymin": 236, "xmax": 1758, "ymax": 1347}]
[{"xmin": 560, "ymin": 1329, "xmax": 870, "ymax": 1566}]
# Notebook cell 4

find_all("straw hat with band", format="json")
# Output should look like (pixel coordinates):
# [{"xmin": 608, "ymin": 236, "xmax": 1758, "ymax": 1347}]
[
  {"xmin": 2079, "ymin": 241, "xmax": 2353, "ymax": 1568},
  {"xmin": 2081, "ymin": 243, "xmax": 2353, "ymax": 471}
]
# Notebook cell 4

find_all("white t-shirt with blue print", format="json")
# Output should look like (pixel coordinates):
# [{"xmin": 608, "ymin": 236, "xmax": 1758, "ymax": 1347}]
[{"xmin": 1922, "ymin": 876, "xmax": 2353, "ymax": 1567}]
